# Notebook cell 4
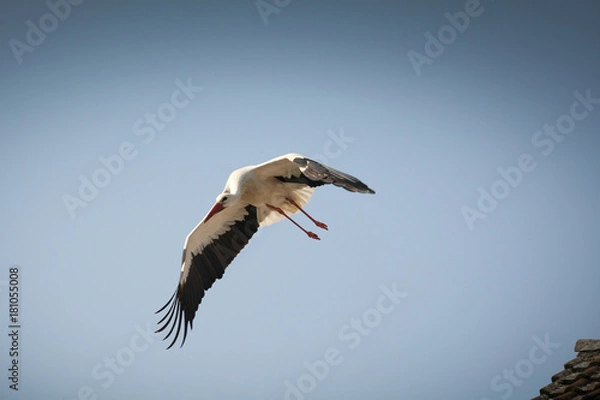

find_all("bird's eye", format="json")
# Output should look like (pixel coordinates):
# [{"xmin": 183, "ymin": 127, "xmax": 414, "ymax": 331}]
[{"xmin": 221, "ymin": 196, "xmax": 228, "ymax": 203}]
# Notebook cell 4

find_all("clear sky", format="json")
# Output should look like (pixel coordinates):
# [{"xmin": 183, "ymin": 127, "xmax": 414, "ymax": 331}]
[{"xmin": 1, "ymin": 1, "xmax": 599, "ymax": 399}]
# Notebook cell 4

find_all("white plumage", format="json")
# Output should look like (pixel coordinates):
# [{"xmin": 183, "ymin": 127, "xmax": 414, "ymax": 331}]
[{"xmin": 156, "ymin": 153, "xmax": 375, "ymax": 348}]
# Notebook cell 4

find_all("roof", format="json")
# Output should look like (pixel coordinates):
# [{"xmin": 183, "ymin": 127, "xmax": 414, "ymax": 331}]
[{"xmin": 532, "ymin": 339, "xmax": 600, "ymax": 400}]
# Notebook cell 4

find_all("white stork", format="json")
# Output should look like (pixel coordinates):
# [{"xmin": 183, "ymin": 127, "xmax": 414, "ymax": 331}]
[{"xmin": 156, "ymin": 153, "xmax": 375, "ymax": 348}]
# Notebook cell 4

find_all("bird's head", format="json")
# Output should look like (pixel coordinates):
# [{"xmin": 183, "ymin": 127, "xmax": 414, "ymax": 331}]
[{"xmin": 203, "ymin": 191, "xmax": 239, "ymax": 222}]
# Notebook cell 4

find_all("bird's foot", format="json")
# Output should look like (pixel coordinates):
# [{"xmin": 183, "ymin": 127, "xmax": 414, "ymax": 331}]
[
  {"xmin": 314, "ymin": 221, "xmax": 328, "ymax": 230},
  {"xmin": 307, "ymin": 231, "xmax": 321, "ymax": 240}
]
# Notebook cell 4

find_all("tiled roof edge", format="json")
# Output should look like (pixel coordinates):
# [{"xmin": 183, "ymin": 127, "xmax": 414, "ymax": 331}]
[{"xmin": 575, "ymin": 339, "xmax": 600, "ymax": 352}]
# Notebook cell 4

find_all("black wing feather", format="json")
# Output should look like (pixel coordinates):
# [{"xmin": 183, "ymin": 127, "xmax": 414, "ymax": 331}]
[
  {"xmin": 156, "ymin": 204, "xmax": 259, "ymax": 349},
  {"xmin": 277, "ymin": 157, "xmax": 375, "ymax": 194}
]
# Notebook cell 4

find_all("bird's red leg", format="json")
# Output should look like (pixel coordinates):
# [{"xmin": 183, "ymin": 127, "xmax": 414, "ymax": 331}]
[
  {"xmin": 286, "ymin": 198, "xmax": 328, "ymax": 230},
  {"xmin": 266, "ymin": 204, "xmax": 320, "ymax": 240}
]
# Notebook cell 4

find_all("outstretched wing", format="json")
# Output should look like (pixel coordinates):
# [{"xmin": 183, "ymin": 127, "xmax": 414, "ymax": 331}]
[
  {"xmin": 259, "ymin": 153, "xmax": 375, "ymax": 194},
  {"xmin": 290, "ymin": 156, "xmax": 375, "ymax": 194},
  {"xmin": 254, "ymin": 153, "xmax": 375, "ymax": 194},
  {"xmin": 156, "ymin": 203, "xmax": 259, "ymax": 349}
]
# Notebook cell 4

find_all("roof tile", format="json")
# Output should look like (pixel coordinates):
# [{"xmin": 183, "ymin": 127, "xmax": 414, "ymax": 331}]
[
  {"xmin": 533, "ymin": 339, "xmax": 600, "ymax": 400},
  {"xmin": 575, "ymin": 340, "xmax": 600, "ymax": 352},
  {"xmin": 580, "ymin": 387, "xmax": 600, "ymax": 399}
]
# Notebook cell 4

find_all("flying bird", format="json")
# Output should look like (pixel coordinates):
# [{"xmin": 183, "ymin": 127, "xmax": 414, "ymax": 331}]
[{"xmin": 156, "ymin": 153, "xmax": 375, "ymax": 348}]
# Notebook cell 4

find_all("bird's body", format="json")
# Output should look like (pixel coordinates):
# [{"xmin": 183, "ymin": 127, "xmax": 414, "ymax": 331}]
[
  {"xmin": 223, "ymin": 156, "xmax": 315, "ymax": 224},
  {"xmin": 156, "ymin": 153, "xmax": 375, "ymax": 348}
]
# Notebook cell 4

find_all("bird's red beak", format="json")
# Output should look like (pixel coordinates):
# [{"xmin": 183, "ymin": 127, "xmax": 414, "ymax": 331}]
[{"xmin": 204, "ymin": 203, "xmax": 225, "ymax": 222}]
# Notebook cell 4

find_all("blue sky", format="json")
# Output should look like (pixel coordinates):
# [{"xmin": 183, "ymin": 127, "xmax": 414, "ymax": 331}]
[{"xmin": 1, "ymin": 1, "xmax": 600, "ymax": 399}]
